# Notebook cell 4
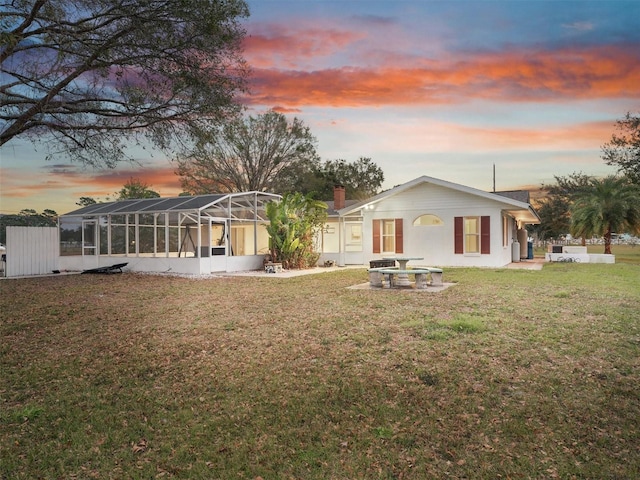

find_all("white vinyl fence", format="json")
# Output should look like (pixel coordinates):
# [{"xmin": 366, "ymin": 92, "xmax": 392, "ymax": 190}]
[{"xmin": 5, "ymin": 226, "xmax": 59, "ymax": 277}]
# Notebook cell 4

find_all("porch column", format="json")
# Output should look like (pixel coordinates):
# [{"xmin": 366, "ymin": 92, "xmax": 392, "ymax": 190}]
[
  {"xmin": 338, "ymin": 215, "xmax": 345, "ymax": 267},
  {"xmin": 197, "ymin": 211, "xmax": 202, "ymax": 257},
  {"xmin": 253, "ymin": 192, "xmax": 258, "ymax": 255}
]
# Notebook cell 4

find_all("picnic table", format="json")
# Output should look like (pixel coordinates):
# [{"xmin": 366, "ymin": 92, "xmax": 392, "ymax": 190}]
[
  {"xmin": 367, "ymin": 265, "xmax": 443, "ymax": 289},
  {"xmin": 383, "ymin": 257, "xmax": 423, "ymax": 286}
]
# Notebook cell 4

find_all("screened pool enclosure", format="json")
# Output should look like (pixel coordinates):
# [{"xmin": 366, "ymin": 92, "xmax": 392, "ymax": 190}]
[{"xmin": 58, "ymin": 192, "xmax": 281, "ymax": 274}]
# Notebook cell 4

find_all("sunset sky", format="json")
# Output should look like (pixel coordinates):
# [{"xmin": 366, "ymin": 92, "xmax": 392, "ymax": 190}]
[{"xmin": 1, "ymin": 0, "xmax": 639, "ymax": 215}]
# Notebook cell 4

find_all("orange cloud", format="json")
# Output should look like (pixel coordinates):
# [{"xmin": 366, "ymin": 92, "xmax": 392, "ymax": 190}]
[
  {"xmin": 270, "ymin": 105, "xmax": 302, "ymax": 114},
  {"xmin": 1, "ymin": 162, "xmax": 184, "ymax": 214},
  {"xmin": 244, "ymin": 45, "xmax": 640, "ymax": 108},
  {"xmin": 307, "ymin": 117, "xmax": 615, "ymax": 165},
  {"xmin": 454, "ymin": 121, "xmax": 615, "ymax": 151},
  {"xmin": 78, "ymin": 165, "xmax": 183, "ymax": 196}
]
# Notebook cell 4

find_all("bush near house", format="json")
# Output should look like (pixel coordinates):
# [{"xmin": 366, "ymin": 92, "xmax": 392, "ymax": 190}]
[{"xmin": 265, "ymin": 192, "xmax": 327, "ymax": 269}]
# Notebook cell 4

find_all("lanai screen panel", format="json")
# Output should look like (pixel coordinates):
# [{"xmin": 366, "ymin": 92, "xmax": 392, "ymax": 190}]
[
  {"xmin": 229, "ymin": 195, "xmax": 256, "ymax": 220},
  {"xmin": 199, "ymin": 192, "xmax": 279, "ymax": 221}
]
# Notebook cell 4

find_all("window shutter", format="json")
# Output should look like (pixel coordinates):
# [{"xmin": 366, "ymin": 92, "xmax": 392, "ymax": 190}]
[
  {"xmin": 481, "ymin": 216, "xmax": 490, "ymax": 254},
  {"xmin": 395, "ymin": 218, "xmax": 403, "ymax": 253},
  {"xmin": 454, "ymin": 217, "xmax": 463, "ymax": 254},
  {"xmin": 372, "ymin": 219, "xmax": 381, "ymax": 253}
]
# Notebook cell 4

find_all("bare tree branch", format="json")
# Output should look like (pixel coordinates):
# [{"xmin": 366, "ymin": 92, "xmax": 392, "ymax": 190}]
[
  {"xmin": 176, "ymin": 111, "xmax": 320, "ymax": 194},
  {"xmin": 0, "ymin": 0, "xmax": 249, "ymax": 166}
]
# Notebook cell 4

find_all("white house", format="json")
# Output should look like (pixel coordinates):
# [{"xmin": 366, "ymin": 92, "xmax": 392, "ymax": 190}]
[
  {"xmin": 5, "ymin": 179, "xmax": 539, "ymax": 277},
  {"xmin": 317, "ymin": 176, "xmax": 540, "ymax": 268}
]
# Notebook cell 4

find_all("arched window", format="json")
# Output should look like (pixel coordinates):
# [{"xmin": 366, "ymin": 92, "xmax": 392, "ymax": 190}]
[{"xmin": 413, "ymin": 214, "xmax": 443, "ymax": 226}]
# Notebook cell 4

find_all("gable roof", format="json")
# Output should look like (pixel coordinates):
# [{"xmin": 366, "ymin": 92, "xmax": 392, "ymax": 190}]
[
  {"xmin": 339, "ymin": 175, "xmax": 540, "ymax": 224},
  {"xmin": 324, "ymin": 199, "xmax": 361, "ymax": 216},
  {"xmin": 493, "ymin": 190, "xmax": 530, "ymax": 203}
]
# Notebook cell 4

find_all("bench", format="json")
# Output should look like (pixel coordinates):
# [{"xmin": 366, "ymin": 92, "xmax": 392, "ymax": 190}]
[{"xmin": 368, "ymin": 267, "xmax": 443, "ymax": 289}]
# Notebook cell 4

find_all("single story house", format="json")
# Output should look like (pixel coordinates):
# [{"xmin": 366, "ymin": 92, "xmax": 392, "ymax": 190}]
[
  {"xmin": 317, "ymin": 176, "xmax": 540, "ymax": 268},
  {"xmin": 58, "ymin": 191, "xmax": 281, "ymax": 275}
]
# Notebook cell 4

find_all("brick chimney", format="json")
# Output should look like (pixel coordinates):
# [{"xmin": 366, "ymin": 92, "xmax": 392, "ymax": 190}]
[{"xmin": 333, "ymin": 185, "xmax": 345, "ymax": 210}]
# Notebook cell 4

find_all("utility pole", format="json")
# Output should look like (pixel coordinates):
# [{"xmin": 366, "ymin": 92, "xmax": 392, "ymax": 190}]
[{"xmin": 493, "ymin": 163, "xmax": 496, "ymax": 192}]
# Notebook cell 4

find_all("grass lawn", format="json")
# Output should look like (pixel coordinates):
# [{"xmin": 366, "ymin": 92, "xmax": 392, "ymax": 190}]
[{"xmin": 1, "ymin": 248, "xmax": 639, "ymax": 478}]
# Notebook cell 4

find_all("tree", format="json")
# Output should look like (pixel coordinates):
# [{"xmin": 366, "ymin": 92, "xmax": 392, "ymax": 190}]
[
  {"xmin": 531, "ymin": 172, "xmax": 593, "ymax": 244},
  {"xmin": 544, "ymin": 172, "xmax": 593, "ymax": 199},
  {"xmin": 570, "ymin": 176, "xmax": 640, "ymax": 254},
  {"xmin": 176, "ymin": 110, "xmax": 319, "ymax": 194},
  {"xmin": 311, "ymin": 157, "xmax": 384, "ymax": 200},
  {"xmin": 530, "ymin": 196, "xmax": 571, "ymax": 242},
  {"xmin": 1, "ymin": 0, "xmax": 249, "ymax": 167},
  {"xmin": 0, "ymin": 209, "xmax": 58, "ymax": 244},
  {"xmin": 76, "ymin": 197, "xmax": 98, "ymax": 207},
  {"xmin": 265, "ymin": 193, "xmax": 327, "ymax": 269},
  {"xmin": 602, "ymin": 112, "xmax": 640, "ymax": 184},
  {"xmin": 116, "ymin": 178, "xmax": 160, "ymax": 200}
]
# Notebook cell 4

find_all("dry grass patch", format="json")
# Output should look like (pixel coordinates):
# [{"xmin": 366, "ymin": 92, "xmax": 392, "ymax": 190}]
[{"xmin": 1, "ymin": 262, "xmax": 639, "ymax": 478}]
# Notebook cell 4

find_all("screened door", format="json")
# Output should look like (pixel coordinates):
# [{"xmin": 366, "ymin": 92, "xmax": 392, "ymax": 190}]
[{"xmin": 82, "ymin": 220, "xmax": 97, "ymax": 256}]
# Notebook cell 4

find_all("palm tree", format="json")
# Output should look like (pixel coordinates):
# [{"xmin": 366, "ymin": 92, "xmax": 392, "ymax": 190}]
[{"xmin": 570, "ymin": 176, "xmax": 640, "ymax": 254}]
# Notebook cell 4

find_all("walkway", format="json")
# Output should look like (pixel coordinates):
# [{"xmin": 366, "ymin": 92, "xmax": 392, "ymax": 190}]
[{"xmin": 505, "ymin": 257, "xmax": 545, "ymax": 270}]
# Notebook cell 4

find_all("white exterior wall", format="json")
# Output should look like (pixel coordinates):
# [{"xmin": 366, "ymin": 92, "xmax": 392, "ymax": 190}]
[
  {"xmin": 5, "ymin": 226, "xmax": 59, "ymax": 277},
  {"xmin": 58, "ymin": 255, "xmax": 203, "ymax": 274},
  {"xmin": 226, "ymin": 255, "xmax": 266, "ymax": 272},
  {"xmin": 359, "ymin": 183, "xmax": 516, "ymax": 267},
  {"xmin": 58, "ymin": 253, "xmax": 267, "ymax": 274}
]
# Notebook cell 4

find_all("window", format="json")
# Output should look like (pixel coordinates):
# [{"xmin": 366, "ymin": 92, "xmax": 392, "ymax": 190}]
[
  {"xmin": 345, "ymin": 223, "xmax": 362, "ymax": 252},
  {"xmin": 465, "ymin": 217, "xmax": 480, "ymax": 253},
  {"xmin": 382, "ymin": 220, "xmax": 395, "ymax": 252},
  {"xmin": 372, "ymin": 219, "xmax": 403, "ymax": 254},
  {"xmin": 348, "ymin": 224, "xmax": 361, "ymax": 243},
  {"xmin": 454, "ymin": 216, "xmax": 490, "ymax": 254},
  {"xmin": 413, "ymin": 214, "xmax": 443, "ymax": 226}
]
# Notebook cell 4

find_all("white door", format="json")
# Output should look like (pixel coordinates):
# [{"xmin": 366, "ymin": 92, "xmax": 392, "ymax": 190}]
[{"xmin": 82, "ymin": 220, "xmax": 97, "ymax": 256}]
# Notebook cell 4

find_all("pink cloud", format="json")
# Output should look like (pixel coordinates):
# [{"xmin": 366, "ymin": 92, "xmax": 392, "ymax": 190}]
[{"xmin": 243, "ymin": 24, "xmax": 365, "ymax": 69}]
